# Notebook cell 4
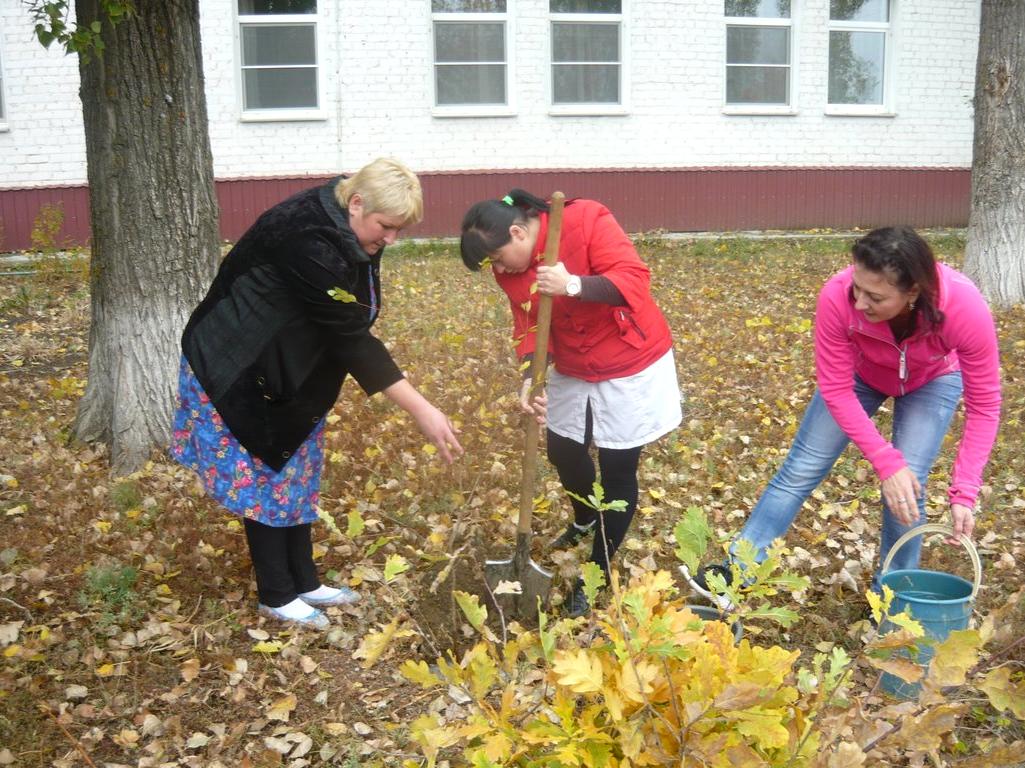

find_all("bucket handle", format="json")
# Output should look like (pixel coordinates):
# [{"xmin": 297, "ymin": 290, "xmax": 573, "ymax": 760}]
[{"xmin": 881, "ymin": 523, "xmax": 982, "ymax": 599}]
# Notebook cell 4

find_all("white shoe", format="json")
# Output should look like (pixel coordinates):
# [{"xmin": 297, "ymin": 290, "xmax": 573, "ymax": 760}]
[
  {"xmin": 680, "ymin": 563, "xmax": 735, "ymax": 612},
  {"xmin": 299, "ymin": 585, "xmax": 361, "ymax": 607},
  {"xmin": 258, "ymin": 600, "xmax": 330, "ymax": 630}
]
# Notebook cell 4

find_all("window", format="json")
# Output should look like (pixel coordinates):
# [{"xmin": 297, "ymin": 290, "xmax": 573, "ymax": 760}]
[
  {"xmin": 724, "ymin": 0, "xmax": 792, "ymax": 107},
  {"xmin": 432, "ymin": 0, "xmax": 508, "ymax": 109},
  {"xmin": 828, "ymin": 0, "xmax": 890, "ymax": 108},
  {"xmin": 0, "ymin": 41, "xmax": 6, "ymax": 125},
  {"xmin": 237, "ymin": 0, "xmax": 320, "ymax": 116},
  {"xmin": 550, "ymin": 0, "xmax": 622, "ymax": 107}
]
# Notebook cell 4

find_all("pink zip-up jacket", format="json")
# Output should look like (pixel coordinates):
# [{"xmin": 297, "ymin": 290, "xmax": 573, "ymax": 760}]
[{"xmin": 814, "ymin": 262, "xmax": 1001, "ymax": 508}]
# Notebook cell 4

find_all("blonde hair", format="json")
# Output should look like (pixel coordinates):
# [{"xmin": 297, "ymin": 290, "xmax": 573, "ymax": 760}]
[{"xmin": 335, "ymin": 157, "xmax": 423, "ymax": 226}]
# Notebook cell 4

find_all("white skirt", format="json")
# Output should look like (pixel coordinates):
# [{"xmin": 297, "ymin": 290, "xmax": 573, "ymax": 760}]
[{"xmin": 546, "ymin": 349, "xmax": 683, "ymax": 449}]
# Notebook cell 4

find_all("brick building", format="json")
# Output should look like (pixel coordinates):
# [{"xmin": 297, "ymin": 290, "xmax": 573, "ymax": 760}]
[{"xmin": 0, "ymin": 1, "xmax": 979, "ymax": 251}]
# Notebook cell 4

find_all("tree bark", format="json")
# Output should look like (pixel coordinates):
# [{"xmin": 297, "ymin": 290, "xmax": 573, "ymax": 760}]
[
  {"xmin": 73, "ymin": 0, "xmax": 220, "ymax": 475},
  {"xmin": 964, "ymin": 0, "xmax": 1025, "ymax": 308}
]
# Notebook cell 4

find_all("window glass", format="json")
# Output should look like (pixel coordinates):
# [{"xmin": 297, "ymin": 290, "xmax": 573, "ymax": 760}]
[
  {"xmin": 725, "ymin": 0, "xmax": 791, "ymax": 18},
  {"xmin": 552, "ymin": 23, "xmax": 619, "ymax": 62},
  {"xmin": 434, "ymin": 22, "xmax": 505, "ymax": 62},
  {"xmin": 726, "ymin": 26, "xmax": 789, "ymax": 65},
  {"xmin": 244, "ymin": 69, "xmax": 318, "ymax": 109},
  {"xmin": 553, "ymin": 65, "xmax": 619, "ymax": 102},
  {"xmin": 239, "ymin": 0, "xmax": 316, "ymax": 14},
  {"xmin": 828, "ymin": 30, "xmax": 885, "ymax": 104},
  {"xmin": 830, "ymin": 0, "xmax": 888, "ymax": 22},
  {"xmin": 550, "ymin": 0, "xmax": 622, "ymax": 12},
  {"xmin": 435, "ymin": 65, "xmax": 506, "ymax": 104},
  {"xmin": 241, "ymin": 25, "xmax": 316, "ymax": 66},
  {"xmin": 726, "ymin": 66, "xmax": 789, "ymax": 104},
  {"xmin": 432, "ymin": 0, "xmax": 506, "ymax": 11}
]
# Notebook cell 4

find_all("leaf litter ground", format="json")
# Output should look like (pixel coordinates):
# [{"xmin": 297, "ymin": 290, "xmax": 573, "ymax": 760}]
[{"xmin": 0, "ymin": 234, "xmax": 1022, "ymax": 766}]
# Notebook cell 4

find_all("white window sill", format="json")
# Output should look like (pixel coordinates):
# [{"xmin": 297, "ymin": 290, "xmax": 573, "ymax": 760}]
[
  {"xmin": 432, "ymin": 105, "xmax": 517, "ymax": 118},
  {"xmin": 240, "ymin": 109, "xmax": 327, "ymax": 123},
  {"xmin": 549, "ymin": 104, "xmax": 628, "ymax": 117},
  {"xmin": 0, "ymin": 122, "xmax": 8, "ymax": 133},
  {"xmin": 825, "ymin": 106, "xmax": 896, "ymax": 117},
  {"xmin": 722, "ymin": 105, "xmax": 797, "ymax": 116}
]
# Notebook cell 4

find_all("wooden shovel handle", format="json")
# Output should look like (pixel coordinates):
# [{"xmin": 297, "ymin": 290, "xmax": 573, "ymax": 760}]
[{"xmin": 517, "ymin": 192, "xmax": 565, "ymax": 536}]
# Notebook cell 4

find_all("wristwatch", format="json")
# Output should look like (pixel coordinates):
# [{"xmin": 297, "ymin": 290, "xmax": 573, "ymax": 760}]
[{"xmin": 565, "ymin": 274, "xmax": 582, "ymax": 298}]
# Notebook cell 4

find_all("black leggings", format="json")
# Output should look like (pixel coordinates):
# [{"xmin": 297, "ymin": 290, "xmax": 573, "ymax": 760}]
[
  {"xmin": 546, "ymin": 405, "xmax": 642, "ymax": 577},
  {"xmin": 243, "ymin": 519, "xmax": 320, "ymax": 607}
]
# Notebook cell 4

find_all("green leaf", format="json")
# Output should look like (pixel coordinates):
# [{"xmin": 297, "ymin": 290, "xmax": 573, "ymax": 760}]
[
  {"xmin": 383, "ymin": 554, "xmax": 410, "ymax": 583},
  {"xmin": 327, "ymin": 287, "xmax": 357, "ymax": 303},
  {"xmin": 580, "ymin": 561, "xmax": 606, "ymax": 606},
  {"xmin": 365, "ymin": 535, "xmax": 393, "ymax": 557},
  {"xmin": 673, "ymin": 506, "xmax": 711, "ymax": 573},
  {"xmin": 90, "ymin": 20, "xmax": 102, "ymax": 33},
  {"xmin": 346, "ymin": 508, "xmax": 365, "ymax": 538},
  {"xmin": 454, "ymin": 590, "xmax": 487, "ymax": 633},
  {"xmin": 743, "ymin": 604, "xmax": 801, "ymax": 628}
]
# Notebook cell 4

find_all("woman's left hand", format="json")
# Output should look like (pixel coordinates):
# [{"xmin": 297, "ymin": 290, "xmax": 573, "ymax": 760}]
[
  {"xmin": 536, "ymin": 262, "xmax": 571, "ymax": 296},
  {"xmin": 881, "ymin": 467, "xmax": 922, "ymax": 526},
  {"xmin": 948, "ymin": 503, "xmax": 975, "ymax": 542}
]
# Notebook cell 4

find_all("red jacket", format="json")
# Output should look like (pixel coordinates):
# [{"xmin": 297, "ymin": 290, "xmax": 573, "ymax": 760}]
[{"xmin": 495, "ymin": 199, "xmax": 672, "ymax": 382}]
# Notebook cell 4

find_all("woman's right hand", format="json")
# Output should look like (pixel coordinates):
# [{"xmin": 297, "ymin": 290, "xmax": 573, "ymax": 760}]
[
  {"xmin": 881, "ymin": 467, "xmax": 922, "ymax": 526},
  {"xmin": 519, "ymin": 379, "xmax": 547, "ymax": 425}
]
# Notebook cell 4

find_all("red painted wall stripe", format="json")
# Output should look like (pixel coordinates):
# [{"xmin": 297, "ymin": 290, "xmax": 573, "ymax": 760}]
[{"xmin": 0, "ymin": 167, "xmax": 970, "ymax": 253}]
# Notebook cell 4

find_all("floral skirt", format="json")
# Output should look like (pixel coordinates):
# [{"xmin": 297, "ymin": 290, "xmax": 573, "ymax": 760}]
[{"xmin": 169, "ymin": 357, "xmax": 324, "ymax": 527}]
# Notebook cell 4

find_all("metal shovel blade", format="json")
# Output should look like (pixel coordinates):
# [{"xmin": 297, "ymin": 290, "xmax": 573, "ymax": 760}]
[{"xmin": 485, "ymin": 532, "xmax": 554, "ymax": 619}]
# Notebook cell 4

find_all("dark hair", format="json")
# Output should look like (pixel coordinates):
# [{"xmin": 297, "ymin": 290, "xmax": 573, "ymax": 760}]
[
  {"xmin": 850, "ymin": 226, "xmax": 944, "ymax": 328},
  {"xmin": 459, "ymin": 189, "xmax": 549, "ymax": 271}
]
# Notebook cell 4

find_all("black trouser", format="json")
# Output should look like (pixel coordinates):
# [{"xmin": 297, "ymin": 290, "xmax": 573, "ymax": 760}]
[
  {"xmin": 546, "ymin": 403, "xmax": 643, "ymax": 578},
  {"xmin": 242, "ymin": 519, "xmax": 320, "ymax": 607}
]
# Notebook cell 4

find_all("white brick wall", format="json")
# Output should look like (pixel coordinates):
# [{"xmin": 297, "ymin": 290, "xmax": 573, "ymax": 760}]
[{"xmin": 0, "ymin": 0, "xmax": 981, "ymax": 187}]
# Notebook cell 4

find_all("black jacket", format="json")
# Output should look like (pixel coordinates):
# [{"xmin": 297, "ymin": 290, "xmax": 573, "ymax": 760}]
[{"xmin": 182, "ymin": 179, "xmax": 403, "ymax": 471}]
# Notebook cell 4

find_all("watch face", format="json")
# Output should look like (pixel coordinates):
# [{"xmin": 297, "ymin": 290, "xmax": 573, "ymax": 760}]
[{"xmin": 568, "ymin": 277, "xmax": 580, "ymax": 296}]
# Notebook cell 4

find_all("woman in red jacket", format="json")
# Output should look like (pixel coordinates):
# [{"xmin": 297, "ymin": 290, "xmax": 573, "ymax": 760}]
[{"xmin": 461, "ymin": 190, "xmax": 682, "ymax": 616}]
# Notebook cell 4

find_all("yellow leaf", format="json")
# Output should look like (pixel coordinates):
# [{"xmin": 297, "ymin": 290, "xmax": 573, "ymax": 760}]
[
  {"xmin": 399, "ymin": 660, "xmax": 443, "ymax": 688},
  {"xmin": 732, "ymin": 707, "xmax": 791, "ymax": 750},
  {"xmin": 552, "ymin": 648, "xmax": 604, "ymax": 694},
  {"xmin": 619, "ymin": 658, "xmax": 659, "ymax": 704},
  {"xmin": 927, "ymin": 629, "xmax": 981, "ymax": 687},
  {"xmin": 3, "ymin": 644, "xmax": 21, "ymax": 658},
  {"xmin": 898, "ymin": 703, "xmax": 966, "ymax": 751},
  {"xmin": 92, "ymin": 520, "xmax": 112, "ymax": 534},
  {"xmin": 422, "ymin": 443, "xmax": 437, "ymax": 456},
  {"xmin": 95, "ymin": 662, "xmax": 116, "ymax": 677},
  {"xmin": 266, "ymin": 693, "xmax": 297, "ymax": 722},
  {"xmin": 980, "ymin": 667, "xmax": 1025, "ymax": 719},
  {"xmin": 352, "ymin": 616, "xmax": 415, "ymax": 669},
  {"xmin": 251, "ymin": 640, "xmax": 284, "ymax": 654}
]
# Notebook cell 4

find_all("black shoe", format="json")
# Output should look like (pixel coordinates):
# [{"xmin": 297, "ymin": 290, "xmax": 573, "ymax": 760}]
[
  {"xmin": 680, "ymin": 562, "xmax": 735, "ymax": 611},
  {"xmin": 550, "ymin": 521, "xmax": 595, "ymax": 550},
  {"xmin": 566, "ymin": 581, "xmax": 591, "ymax": 618}
]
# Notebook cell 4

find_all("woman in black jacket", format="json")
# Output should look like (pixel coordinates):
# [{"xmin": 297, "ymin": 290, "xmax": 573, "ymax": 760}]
[{"xmin": 172, "ymin": 158, "xmax": 462, "ymax": 629}]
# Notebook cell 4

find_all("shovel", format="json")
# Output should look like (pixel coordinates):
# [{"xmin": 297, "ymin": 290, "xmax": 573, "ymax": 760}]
[{"xmin": 484, "ymin": 191, "xmax": 566, "ymax": 619}]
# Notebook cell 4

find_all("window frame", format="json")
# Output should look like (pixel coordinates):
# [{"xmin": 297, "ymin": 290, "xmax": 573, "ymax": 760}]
[
  {"xmin": 825, "ymin": 1, "xmax": 895, "ymax": 116},
  {"xmin": 234, "ymin": 2, "xmax": 326, "ymax": 123},
  {"xmin": 548, "ymin": 2, "xmax": 629, "ymax": 116},
  {"xmin": 430, "ymin": 2, "xmax": 515, "ymax": 118},
  {"xmin": 0, "ymin": 37, "xmax": 7, "ymax": 131},
  {"xmin": 722, "ymin": 4, "xmax": 797, "ymax": 116}
]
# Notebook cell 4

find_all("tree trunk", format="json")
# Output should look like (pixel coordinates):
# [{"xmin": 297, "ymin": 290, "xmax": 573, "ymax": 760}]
[
  {"xmin": 964, "ymin": 0, "xmax": 1025, "ymax": 308},
  {"xmin": 73, "ymin": 0, "xmax": 220, "ymax": 475}
]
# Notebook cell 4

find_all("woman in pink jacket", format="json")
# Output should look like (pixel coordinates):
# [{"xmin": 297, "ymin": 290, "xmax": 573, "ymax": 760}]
[{"xmin": 687, "ymin": 226, "xmax": 1000, "ymax": 603}]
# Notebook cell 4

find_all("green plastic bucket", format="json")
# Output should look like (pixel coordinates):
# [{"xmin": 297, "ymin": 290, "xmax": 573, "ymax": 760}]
[{"xmin": 878, "ymin": 524, "xmax": 981, "ymax": 699}]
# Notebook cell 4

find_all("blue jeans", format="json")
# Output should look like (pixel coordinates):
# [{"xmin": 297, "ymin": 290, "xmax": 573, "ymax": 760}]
[{"xmin": 736, "ymin": 372, "xmax": 964, "ymax": 589}]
